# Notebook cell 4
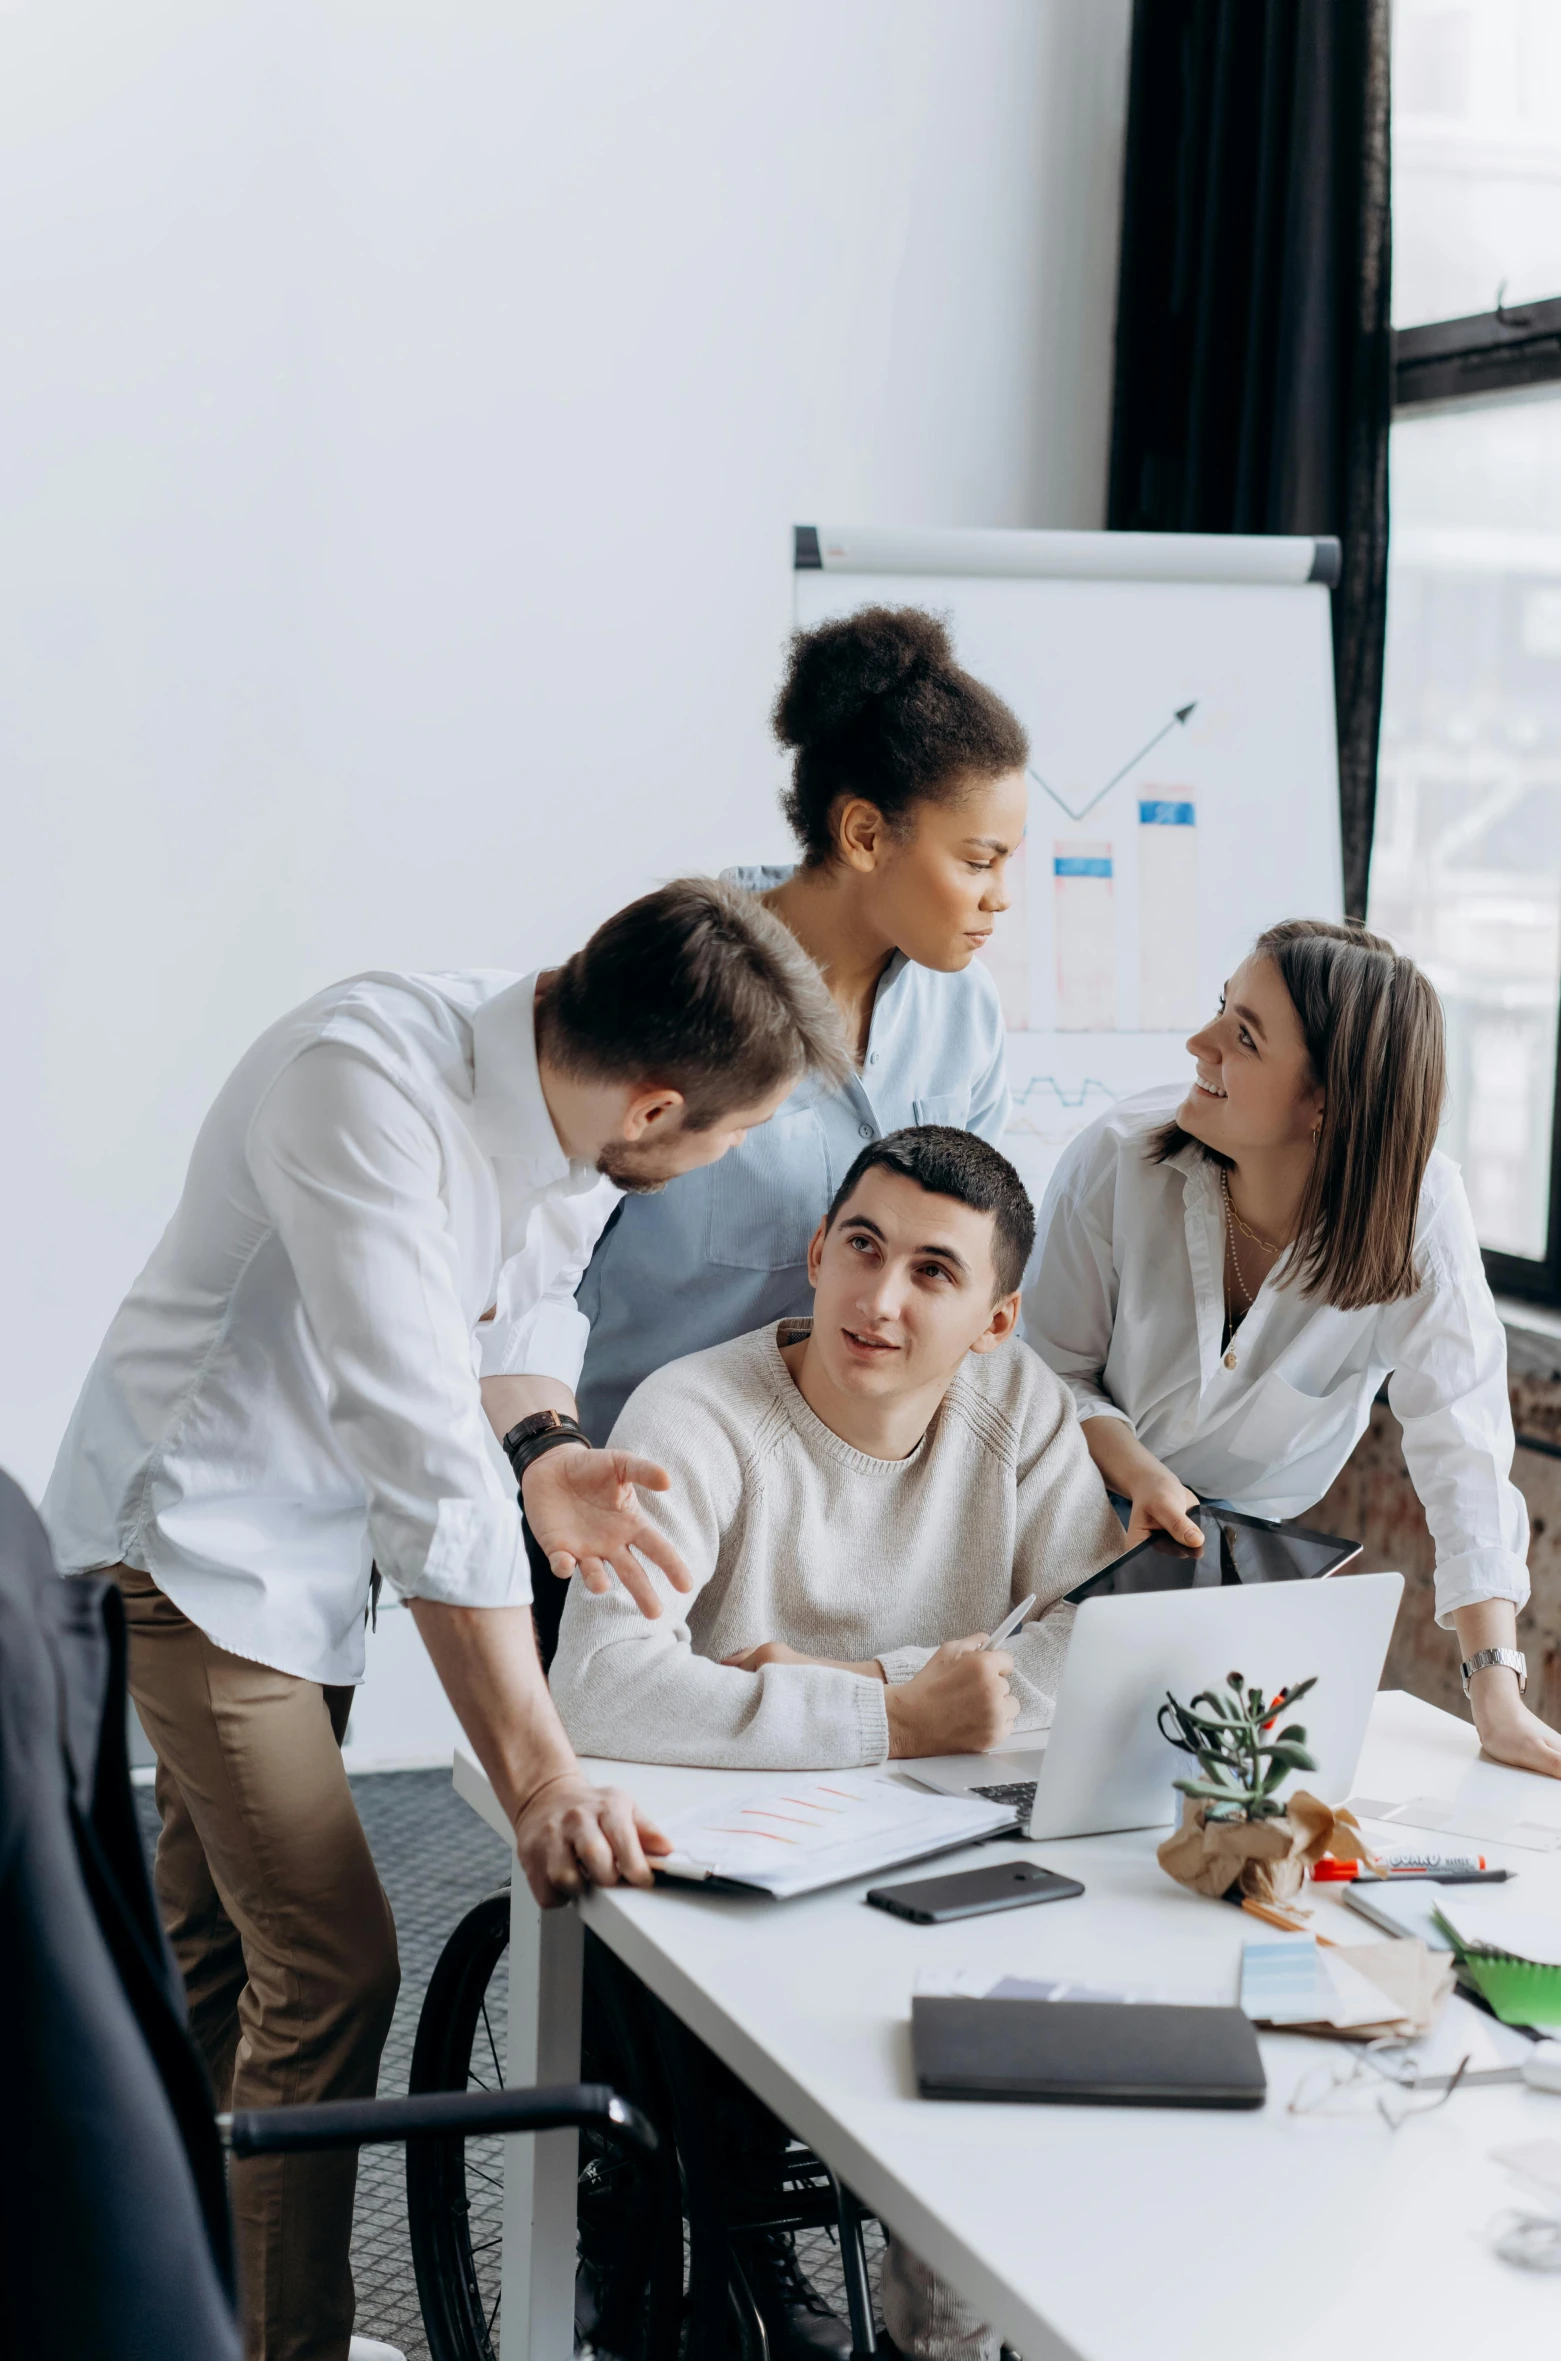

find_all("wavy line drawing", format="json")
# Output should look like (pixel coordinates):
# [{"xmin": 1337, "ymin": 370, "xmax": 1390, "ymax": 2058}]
[
  {"xmin": 1028, "ymin": 701, "xmax": 1197, "ymax": 823},
  {"xmin": 1004, "ymin": 1075, "xmax": 1119, "ymax": 1141},
  {"xmin": 1009, "ymin": 1075, "xmax": 1118, "ymax": 1109}
]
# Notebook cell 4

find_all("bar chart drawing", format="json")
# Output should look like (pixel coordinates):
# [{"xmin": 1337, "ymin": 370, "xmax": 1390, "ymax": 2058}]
[
  {"xmin": 1053, "ymin": 844, "xmax": 1115, "ymax": 1031},
  {"xmin": 1138, "ymin": 798, "xmax": 1199, "ymax": 1029}
]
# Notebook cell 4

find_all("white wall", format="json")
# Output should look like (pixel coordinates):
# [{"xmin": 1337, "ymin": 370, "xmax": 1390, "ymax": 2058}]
[{"xmin": 0, "ymin": 2, "xmax": 1130, "ymax": 1729}]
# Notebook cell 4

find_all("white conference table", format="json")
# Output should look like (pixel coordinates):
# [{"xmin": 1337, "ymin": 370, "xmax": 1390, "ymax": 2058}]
[{"xmin": 453, "ymin": 1691, "xmax": 1561, "ymax": 2361}]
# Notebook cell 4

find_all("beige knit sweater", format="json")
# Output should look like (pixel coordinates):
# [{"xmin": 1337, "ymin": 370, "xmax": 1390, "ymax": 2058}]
[{"xmin": 549, "ymin": 1319, "xmax": 1126, "ymax": 1770}]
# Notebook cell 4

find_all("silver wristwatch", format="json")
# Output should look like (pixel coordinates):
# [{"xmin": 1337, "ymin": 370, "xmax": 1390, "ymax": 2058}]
[{"xmin": 1461, "ymin": 1646, "xmax": 1527, "ymax": 1698}]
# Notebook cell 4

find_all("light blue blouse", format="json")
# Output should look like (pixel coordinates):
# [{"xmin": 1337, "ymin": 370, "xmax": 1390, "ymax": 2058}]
[{"xmin": 574, "ymin": 866, "xmax": 1011, "ymax": 1441}]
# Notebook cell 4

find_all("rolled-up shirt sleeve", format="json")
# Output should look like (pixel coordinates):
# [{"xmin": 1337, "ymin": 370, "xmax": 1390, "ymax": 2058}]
[
  {"xmin": 1025, "ymin": 1153, "xmax": 1133, "ymax": 1426},
  {"xmin": 247, "ymin": 1044, "xmax": 531, "ymax": 1610},
  {"xmin": 477, "ymin": 1183, "xmax": 621, "ymax": 1388},
  {"xmin": 1382, "ymin": 1193, "xmax": 1530, "ymax": 1627}
]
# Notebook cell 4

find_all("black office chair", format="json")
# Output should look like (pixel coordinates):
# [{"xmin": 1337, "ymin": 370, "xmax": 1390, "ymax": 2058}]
[{"xmin": 0, "ymin": 1470, "xmax": 655, "ymax": 2361}]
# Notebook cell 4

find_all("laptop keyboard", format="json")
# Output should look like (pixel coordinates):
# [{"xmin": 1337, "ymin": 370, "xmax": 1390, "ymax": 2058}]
[{"xmin": 971, "ymin": 1780, "xmax": 1037, "ymax": 1819}]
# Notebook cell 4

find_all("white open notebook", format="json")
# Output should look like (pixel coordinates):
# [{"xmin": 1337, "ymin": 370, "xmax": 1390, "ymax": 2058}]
[{"xmin": 654, "ymin": 1774, "xmax": 1016, "ymax": 1900}]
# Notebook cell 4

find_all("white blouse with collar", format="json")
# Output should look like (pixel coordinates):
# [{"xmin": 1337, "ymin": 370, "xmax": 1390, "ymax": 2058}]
[{"xmin": 1024, "ymin": 1085, "xmax": 1529, "ymax": 1627}]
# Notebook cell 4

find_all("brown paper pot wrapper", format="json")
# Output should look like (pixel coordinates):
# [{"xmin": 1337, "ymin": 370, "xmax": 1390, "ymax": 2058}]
[{"xmin": 1156, "ymin": 1791, "xmax": 1377, "ymax": 1905}]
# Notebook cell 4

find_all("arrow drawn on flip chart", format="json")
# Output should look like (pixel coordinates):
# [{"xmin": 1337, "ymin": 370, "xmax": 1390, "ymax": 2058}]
[{"xmin": 1029, "ymin": 701, "xmax": 1199, "ymax": 823}]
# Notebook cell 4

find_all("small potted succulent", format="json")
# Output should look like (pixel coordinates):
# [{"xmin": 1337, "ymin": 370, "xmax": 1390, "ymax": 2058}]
[{"xmin": 1155, "ymin": 1671, "xmax": 1371, "ymax": 1903}]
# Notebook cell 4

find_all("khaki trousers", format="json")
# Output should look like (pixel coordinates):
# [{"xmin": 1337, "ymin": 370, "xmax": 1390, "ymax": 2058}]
[{"xmin": 114, "ymin": 1567, "xmax": 400, "ymax": 2361}]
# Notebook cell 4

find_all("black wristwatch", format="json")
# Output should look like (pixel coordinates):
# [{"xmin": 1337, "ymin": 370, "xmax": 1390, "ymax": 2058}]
[{"xmin": 501, "ymin": 1409, "xmax": 590, "ymax": 1495}]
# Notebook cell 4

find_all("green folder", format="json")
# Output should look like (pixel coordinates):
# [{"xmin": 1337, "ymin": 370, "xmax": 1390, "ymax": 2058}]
[{"xmin": 1431, "ymin": 1908, "xmax": 1561, "ymax": 2028}]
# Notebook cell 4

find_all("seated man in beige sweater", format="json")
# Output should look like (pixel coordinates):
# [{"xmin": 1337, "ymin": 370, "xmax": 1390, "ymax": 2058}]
[
  {"xmin": 551, "ymin": 1125, "xmax": 1124, "ymax": 2361},
  {"xmin": 551, "ymin": 1125, "xmax": 1125, "ymax": 1770}
]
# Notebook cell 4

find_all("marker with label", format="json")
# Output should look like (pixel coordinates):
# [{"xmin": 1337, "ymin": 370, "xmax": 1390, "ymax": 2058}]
[
  {"xmin": 1312, "ymin": 1852, "xmax": 1510, "ymax": 1885},
  {"xmin": 1314, "ymin": 1852, "xmax": 1486, "ymax": 1878},
  {"xmin": 1373, "ymin": 1851, "xmax": 1488, "ymax": 1873}
]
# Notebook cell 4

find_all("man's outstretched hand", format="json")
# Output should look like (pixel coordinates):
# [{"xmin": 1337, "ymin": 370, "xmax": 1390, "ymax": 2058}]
[
  {"xmin": 521, "ymin": 1444, "xmax": 692, "ymax": 1617},
  {"xmin": 513, "ymin": 1771, "xmax": 672, "ymax": 1907}
]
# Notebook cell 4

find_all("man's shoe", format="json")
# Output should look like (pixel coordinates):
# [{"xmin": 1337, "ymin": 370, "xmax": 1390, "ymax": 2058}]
[
  {"xmin": 737, "ymin": 2230, "xmax": 854, "ymax": 2361},
  {"xmin": 348, "ymin": 2339, "xmax": 406, "ymax": 2361}
]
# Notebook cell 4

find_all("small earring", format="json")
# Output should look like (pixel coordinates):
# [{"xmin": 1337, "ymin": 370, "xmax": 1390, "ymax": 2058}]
[{"xmin": 1311, "ymin": 1120, "xmax": 1322, "ymax": 1146}]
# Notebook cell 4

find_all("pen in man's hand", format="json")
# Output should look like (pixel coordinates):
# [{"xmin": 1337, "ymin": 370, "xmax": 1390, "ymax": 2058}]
[{"xmin": 982, "ymin": 1594, "xmax": 1037, "ymax": 1652}]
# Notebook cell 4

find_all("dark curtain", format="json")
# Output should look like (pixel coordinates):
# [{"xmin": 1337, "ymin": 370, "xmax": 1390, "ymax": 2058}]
[{"xmin": 1107, "ymin": 0, "xmax": 1392, "ymax": 921}]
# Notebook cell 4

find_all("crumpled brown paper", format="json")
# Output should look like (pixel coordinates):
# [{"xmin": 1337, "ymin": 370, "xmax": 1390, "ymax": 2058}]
[{"xmin": 1156, "ymin": 1789, "xmax": 1379, "ymax": 1905}]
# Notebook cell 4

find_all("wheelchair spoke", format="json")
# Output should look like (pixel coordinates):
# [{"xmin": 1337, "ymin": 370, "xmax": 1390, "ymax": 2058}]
[{"xmin": 481, "ymin": 1997, "xmax": 503, "ymax": 2088}]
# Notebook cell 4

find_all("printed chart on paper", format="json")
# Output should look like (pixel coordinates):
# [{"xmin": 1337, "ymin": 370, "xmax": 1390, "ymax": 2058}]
[{"xmin": 795, "ymin": 564, "xmax": 1342, "ymax": 1202}]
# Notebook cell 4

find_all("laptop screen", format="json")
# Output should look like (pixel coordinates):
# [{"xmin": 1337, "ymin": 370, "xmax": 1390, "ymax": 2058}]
[{"xmin": 1065, "ymin": 1508, "xmax": 1359, "ymax": 1605}]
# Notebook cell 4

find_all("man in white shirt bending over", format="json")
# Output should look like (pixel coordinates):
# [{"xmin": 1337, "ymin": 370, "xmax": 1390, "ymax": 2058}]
[
  {"xmin": 42, "ymin": 878, "xmax": 845, "ymax": 2361},
  {"xmin": 551, "ymin": 1126, "xmax": 1123, "ymax": 2361}
]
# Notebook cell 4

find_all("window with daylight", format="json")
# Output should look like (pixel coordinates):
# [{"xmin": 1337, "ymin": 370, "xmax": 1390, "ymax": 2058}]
[{"xmin": 1370, "ymin": 0, "xmax": 1561, "ymax": 1298}]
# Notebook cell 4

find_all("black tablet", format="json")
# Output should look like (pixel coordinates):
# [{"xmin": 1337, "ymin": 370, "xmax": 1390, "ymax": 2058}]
[{"xmin": 1065, "ymin": 1505, "xmax": 1360, "ymax": 1605}]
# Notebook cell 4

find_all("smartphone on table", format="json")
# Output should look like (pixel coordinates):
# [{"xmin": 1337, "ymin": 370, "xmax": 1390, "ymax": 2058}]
[{"xmin": 865, "ymin": 1860, "xmax": 1084, "ymax": 1925}]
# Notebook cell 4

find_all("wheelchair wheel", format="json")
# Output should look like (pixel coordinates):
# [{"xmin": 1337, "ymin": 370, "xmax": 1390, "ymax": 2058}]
[{"xmin": 406, "ymin": 1894, "xmax": 684, "ymax": 2361}]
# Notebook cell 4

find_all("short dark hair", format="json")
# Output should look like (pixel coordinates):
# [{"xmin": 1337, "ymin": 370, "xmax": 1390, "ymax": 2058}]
[
  {"xmin": 537, "ymin": 878, "xmax": 850, "ymax": 1127},
  {"xmin": 1151, "ymin": 918, "xmax": 1446, "ymax": 1311},
  {"xmin": 772, "ymin": 606, "xmax": 1029, "ymax": 867},
  {"xmin": 825, "ymin": 1125, "xmax": 1035, "ymax": 1298}
]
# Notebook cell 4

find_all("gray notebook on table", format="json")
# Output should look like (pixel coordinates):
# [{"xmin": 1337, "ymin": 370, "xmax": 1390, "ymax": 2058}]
[{"xmin": 911, "ymin": 1997, "xmax": 1267, "ymax": 2110}]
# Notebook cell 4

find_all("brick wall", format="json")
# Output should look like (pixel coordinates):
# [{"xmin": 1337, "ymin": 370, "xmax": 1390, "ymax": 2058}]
[{"xmin": 1312, "ymin": 1325, "xmax": 1561, "ymax": 1729}]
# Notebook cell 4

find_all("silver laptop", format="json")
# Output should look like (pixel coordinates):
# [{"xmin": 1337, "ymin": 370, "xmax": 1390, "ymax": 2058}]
[{"xmin": 902, "ymin": 1571, "xmax": 1403, "ymax": 1841}]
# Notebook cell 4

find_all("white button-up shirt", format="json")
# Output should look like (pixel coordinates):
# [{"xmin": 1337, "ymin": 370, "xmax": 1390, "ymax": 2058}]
[
  {"xmin": 42, "ymin": 970, "xmax": 619, "ymax": 1684},
  {"xmin": 1025, "ymin": 1085, "xmax": 1529, "ymax": 1628}
]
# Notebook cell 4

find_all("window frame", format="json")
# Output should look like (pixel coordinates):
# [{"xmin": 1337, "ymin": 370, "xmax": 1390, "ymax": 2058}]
[{"xmin": 1388, "ymin": 299, "xmax": 1561, "ymax": 1304}]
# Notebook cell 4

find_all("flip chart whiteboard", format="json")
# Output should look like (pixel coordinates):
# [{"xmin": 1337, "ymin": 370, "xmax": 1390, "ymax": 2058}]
[{"xmin": 794, "ymin": 526, "xmax": 1343, "ymax": 1200}]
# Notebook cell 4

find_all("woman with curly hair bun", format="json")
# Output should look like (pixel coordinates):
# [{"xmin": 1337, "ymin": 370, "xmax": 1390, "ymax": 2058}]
[
  {"xmin": 1027, "ymin": 918, "xmax": 1558, "ymax": 1780},
  {"xmin": 574, "ymin": 603, "xmax": 1028, "ymax": 1445},
  {"xmin": 567, "ymin": 603, "xmax": 1030, "ymax": 2361}
]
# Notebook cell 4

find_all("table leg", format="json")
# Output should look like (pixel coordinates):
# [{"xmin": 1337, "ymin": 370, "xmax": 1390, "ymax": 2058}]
[{"xmin": 499, "ymin": 1879, "xmax": 583, "ymax": 2361}]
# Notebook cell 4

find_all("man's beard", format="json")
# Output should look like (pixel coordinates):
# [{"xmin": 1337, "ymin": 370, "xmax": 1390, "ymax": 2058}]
[{"xmin": 595, "ymin": 1141, "xmax": 677, "ymax": 1195}]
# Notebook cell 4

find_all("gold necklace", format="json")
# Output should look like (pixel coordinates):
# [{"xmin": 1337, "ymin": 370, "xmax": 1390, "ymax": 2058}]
[
  {"xmin": 1221, "ymin": 1188, "xmax": 1253, "ymax": 1316},
  {"xmin": 1221, "ymin": 1168, "xmax": 1282, "ymax": 1256}
]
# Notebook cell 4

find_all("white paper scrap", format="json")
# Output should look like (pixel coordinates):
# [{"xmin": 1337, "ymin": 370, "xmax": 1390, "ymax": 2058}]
[
  {"xmin": 1491, "ymin": 2140, "xmax": 1561, "ymax": 2198},
  {"xmin": 1344, "ymin": 1796, "xmax": 1561, "ymax": 1853},
  {"xmin": 912, "ymin": 1966, "xmax": 1181, "ymax": 2005},
  {"xmin": 1432, "ymin": 1895, "xmax": 1561, "ymax": 1969}
]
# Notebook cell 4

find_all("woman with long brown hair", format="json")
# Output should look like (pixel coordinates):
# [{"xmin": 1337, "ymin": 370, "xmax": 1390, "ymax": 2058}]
[{"xmin": 1027, "ymin": 918, "xmax": 1559, "ymax": 1779}]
